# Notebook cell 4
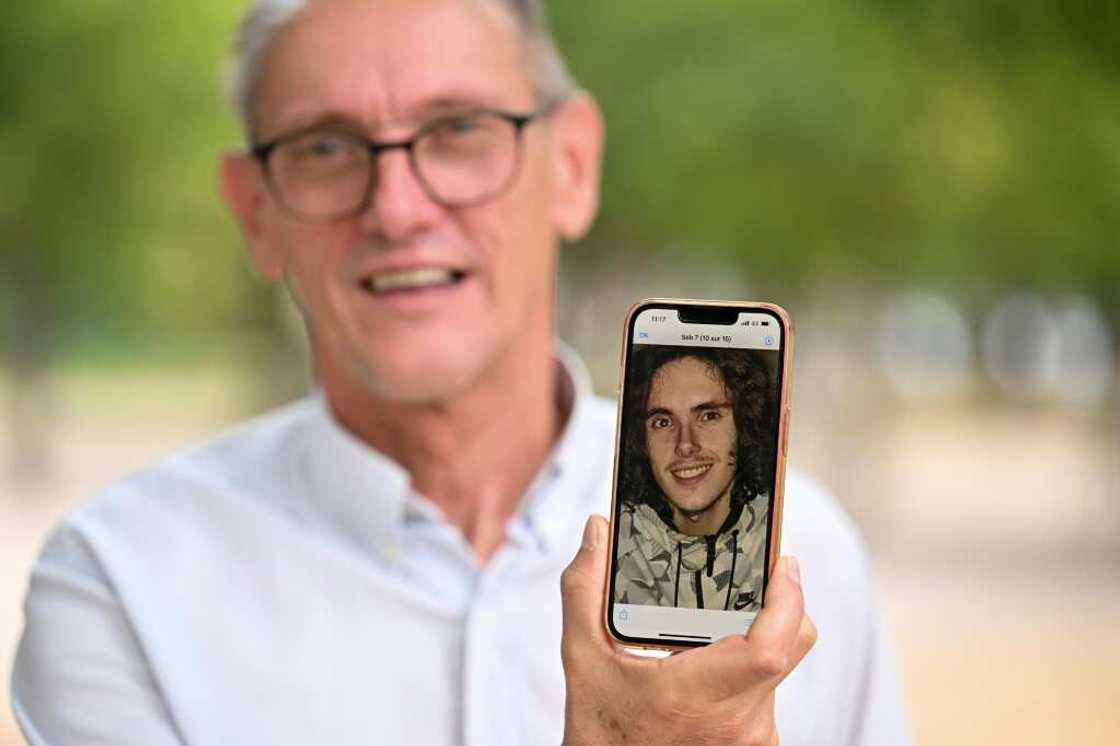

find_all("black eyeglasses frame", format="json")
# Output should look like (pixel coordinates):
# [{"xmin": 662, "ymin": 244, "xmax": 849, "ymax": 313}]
[{"xmin": 249, "ymin": 101, "xmax": 561, "ymax": 221}]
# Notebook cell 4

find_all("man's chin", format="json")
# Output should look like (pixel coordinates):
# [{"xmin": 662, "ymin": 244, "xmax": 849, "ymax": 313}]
[
  {"xmin": 342, "ymin": 345, "xmax": 498, "ymax": 405},
  {"xmin": 665, "ymin": 487, "xmax": 730, "ymax": 520},
  {"xmin": 676, "ymin": 502, "xmax": 717, "ymax": 521},
  {"xmin": 353, "ymin": 364, "xmax": 475, "ymax": 405},
  {"xmin": 315, "ymin": 317, "xmax": 518, "ymax": 406}
]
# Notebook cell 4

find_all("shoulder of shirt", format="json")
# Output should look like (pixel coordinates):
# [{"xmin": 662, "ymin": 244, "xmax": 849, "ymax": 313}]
[
  {"xmin": 46, "ymin": 396, "xmax": 320, "ymax": 558},
  {"xmin": 582, "ymin": 393, "xmax": 619, "ymax": 437},
  {"xmin": 773, "ymin": 471, "xmax": 901, "ymax": 738},
  {"xmin": 780, "ymin": 468, "xmax": 875, "ymax": 610}
]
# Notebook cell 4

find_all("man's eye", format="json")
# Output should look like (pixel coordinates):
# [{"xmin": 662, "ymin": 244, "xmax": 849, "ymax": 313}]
[
  {"xmin": 305, "ymin": 136, "xmax": 349, "ymax": 157},
  {"xmin": 648, "ymin": 416, "xmax": 672, "ymax": 430},
  {"xmin": 443, "ymin": 115, "xmax": 483, "ymax": 135},
  {"xmin": 699, "ymin": 409, "xmax": 722, "ymax": 422},
  {"xmin": 285, "ymin": 134, "xmax": 358, "ymax": 162}
]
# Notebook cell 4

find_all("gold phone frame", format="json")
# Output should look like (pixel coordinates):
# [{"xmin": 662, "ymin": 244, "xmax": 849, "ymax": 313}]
[{"xmin": 602, "ymin": 298, "xmax": 794, "ymax": 653}]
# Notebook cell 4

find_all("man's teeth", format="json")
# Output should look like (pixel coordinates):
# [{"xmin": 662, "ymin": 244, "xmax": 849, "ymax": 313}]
[
  {"xmin": 671, "ymin": 464, "xmax": 712, "ymax": 479},
  {"xmin": 367, "ymin": 268, "xmax": 462, "ymax": 293}
]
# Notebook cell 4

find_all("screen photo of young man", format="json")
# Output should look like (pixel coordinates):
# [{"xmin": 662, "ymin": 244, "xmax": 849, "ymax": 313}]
[{"xmin": 614, "ymin": 345, "xmax": 778, "ymax": 611}]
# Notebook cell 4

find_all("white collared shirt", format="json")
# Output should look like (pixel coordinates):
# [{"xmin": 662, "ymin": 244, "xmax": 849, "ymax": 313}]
[{"xmin": 11, "ymin": 350, "xmax": 910, "ymax": 745}]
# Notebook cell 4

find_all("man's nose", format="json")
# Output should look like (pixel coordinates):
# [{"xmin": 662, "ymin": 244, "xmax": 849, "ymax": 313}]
[
  {"xmin": 358, "ymin": 148, "xmax": 441, "ymax": 242},
  {"xmin": 675, "ymin": 422, "xmax": 700, "ymax": 457}
]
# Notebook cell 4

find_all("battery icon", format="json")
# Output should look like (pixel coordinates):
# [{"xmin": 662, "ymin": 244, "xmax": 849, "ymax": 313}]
[{"xmin": 761, "ymin": 321, "xmax": 770, "ymax": 326}]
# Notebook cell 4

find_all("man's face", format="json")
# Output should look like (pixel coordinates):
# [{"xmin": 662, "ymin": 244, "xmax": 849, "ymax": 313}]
[
  {"xmin": 223, "ymin": 0, "xmax": 601, "ymax": 403},
  {"xmin": 644, "ymin": 356, "xmax": 738, "ymax": 521}
]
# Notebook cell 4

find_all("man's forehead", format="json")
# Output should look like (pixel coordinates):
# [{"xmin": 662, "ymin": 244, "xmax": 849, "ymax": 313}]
[
  {"xmin": 255, "ymin": 0, "xmax": 535, "ymax": 135},
  {"xmin": 649, "ymin": 358, "xmax": 729, "ymax": 404}
]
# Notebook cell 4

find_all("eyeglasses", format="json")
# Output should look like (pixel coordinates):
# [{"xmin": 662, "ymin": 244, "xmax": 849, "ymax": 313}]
[{"xmin": 250, "ymin": 102, "xmax": 559, "ymax": 222}]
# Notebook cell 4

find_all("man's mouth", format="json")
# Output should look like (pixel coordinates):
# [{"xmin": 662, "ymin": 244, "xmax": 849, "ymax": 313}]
[
  {"xmin": 669, "ymin": 462, "xmax": 714, "ymax": 481},
  {"xmin": 360, "ymin": 267, "xmax": 470, "ymax": 295}
]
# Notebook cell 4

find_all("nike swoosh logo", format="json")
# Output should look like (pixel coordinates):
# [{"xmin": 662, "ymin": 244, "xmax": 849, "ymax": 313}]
[{"xmin": 733, "ymin": 592, "xmax": 756, "ymax": 610}]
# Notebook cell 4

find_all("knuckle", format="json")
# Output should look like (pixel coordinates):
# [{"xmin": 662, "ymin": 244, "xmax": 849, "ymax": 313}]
[
  {"xmin": 750, "ymin": 648, "xmax": 789, "ymax": 679},
  {"xmin": 559, "ymin": 565, "xmax": 586, "ymax": 597},
  {"xmin": 560, "ymin": 641, "xmax": 588, "ymax": 678},
  {"xmin": 801, "ymin": 617, "xmax": 819, "ymax": 649},
  {"xmin": 560, "ymin": 636, "xmax": 578, "ymax": 666}
]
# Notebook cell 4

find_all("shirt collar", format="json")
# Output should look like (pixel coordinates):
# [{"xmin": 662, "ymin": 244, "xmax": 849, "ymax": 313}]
[
  {"xmin": 512, "ymin": 340, "xmax": 605, "ymax": 552},
  {"xmin": 300, "ymin": 340, "xmax": 605, "ymax": 560},
  {"xmin": 301, "ymin": 390, "xmax": 412, "ymax": 563}
]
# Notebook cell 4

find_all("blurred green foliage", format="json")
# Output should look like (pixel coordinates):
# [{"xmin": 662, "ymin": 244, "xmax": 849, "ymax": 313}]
[
  {"xmin": 0, "ymin": 1, "xmax": 266, "ymax": 361},
  {"xmin": 557, "ymin": 0, "xmax": 1119, "ymax": 301},
  {"xmin": 1, "ymin": 0, "xmax": 1117, "ymax": 362}
]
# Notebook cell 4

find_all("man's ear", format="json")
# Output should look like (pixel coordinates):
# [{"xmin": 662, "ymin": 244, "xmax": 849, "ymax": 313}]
[
  {"xmin": 549, "ymin": 92, "xmax": 605, "ymax": 242},
  {"xmin": 219, "ymin": 151, "xmax": 285, "ymax": 283}
]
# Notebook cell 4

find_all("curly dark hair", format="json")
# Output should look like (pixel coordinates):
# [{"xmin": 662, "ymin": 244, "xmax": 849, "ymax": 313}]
[{"xmin": 619, "ymin": 345, "xmax": 776, "ymax": 531}]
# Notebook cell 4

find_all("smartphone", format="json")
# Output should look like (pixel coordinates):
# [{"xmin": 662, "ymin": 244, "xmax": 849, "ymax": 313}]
[{"xmin": 605, "ymin": 299, "xmax": 793, "ymax": 650}]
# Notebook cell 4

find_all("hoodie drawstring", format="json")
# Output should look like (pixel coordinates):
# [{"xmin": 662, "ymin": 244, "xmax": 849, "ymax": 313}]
[
  {"xmin": 676, "ymin": 531, "xmax": 742, "ymax": 610},
  {"xmin": 673, "ymin": 542, "xmax": 683, "ymax": 607},
  {"xmin": 724, "ymin": 530, "xmax": 740, "ymax": 611},
  {"xmin": 704, "ymin": 535, "xmax": 717, "ymax": 577}
]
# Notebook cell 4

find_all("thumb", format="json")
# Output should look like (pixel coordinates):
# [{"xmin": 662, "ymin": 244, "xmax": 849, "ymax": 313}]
[{"xmin": 560, "ymin": 514, "xmax": 612, "ymax": 659}]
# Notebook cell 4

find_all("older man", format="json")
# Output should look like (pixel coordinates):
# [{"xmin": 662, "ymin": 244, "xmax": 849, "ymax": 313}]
[{"xmin": 11, "ymin": 1, "xmax": 909, "ymax": 744}]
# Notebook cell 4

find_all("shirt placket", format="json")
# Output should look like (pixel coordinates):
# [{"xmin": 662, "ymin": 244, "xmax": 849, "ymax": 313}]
[{"xmin": 461, "ymin": 544, "xmax": 525, "ymax": 746}]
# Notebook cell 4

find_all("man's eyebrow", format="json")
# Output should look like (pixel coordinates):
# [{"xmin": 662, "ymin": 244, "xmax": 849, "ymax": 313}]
[
  {"xmin": 412, "ymin": 96, "xmax": 498, "ymax": 116},
  {"xmin": 299, "ymin": 112, "xmax": 367, "ymax": 131},
  {"xmin": 257, "ymin": 111, "xmax": 366, "ymax": 142},
  {"xmin": 692, "ymin": 400, "xmax": 731, "ymax": 413},
  {"xmin": 261, "ymin": 96, "xmax": 515, "ymax": 142},
  {"xmin": 644, "ymin": 400, "xmax": 730, "ymax": 418}
]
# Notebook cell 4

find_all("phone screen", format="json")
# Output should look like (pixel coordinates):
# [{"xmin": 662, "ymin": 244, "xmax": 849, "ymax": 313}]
[{"xmin": 608, "ymin": 303, "xmax": 788, "ymax": 646}]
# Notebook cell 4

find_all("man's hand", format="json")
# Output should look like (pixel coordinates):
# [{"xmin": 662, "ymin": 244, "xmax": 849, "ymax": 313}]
[{"xmin": 560, "ymin": 515, "xmax": 816, "ymax": 746}]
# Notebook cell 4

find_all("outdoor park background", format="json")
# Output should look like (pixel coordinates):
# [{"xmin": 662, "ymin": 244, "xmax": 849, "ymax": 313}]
[{"xmin": 2, "ymin": 1, "xmax": 1118, "ymax": 743}]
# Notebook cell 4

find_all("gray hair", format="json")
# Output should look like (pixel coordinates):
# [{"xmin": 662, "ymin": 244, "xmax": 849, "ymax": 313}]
[{"xmin": 229, "ymin": 0, "xmax": 577, "ymax": 141}]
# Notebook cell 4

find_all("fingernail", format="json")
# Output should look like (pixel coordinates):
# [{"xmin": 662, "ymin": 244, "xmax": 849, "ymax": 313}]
[
  {"xmin": 785, "ymin": 556, "xmax": 801, "ymax": 585},
  {"xmin": 582, "ymin": 516, "xmax": 602, "ymax": 550}
]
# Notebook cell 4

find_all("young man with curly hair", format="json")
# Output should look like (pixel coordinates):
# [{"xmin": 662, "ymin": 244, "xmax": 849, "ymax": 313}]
[{"xmin": 615, "ymin": 347, "xmax": 775, "ymax": 611}]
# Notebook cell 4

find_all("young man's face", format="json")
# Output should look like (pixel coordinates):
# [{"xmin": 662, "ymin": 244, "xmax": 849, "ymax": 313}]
[
  {"xmin": 222, "ymin": 0, "xmax": 601, "ymax": 404},
  {"xmin": 644, "ymin": 356, "xmax": 738, "ymax": 528}
]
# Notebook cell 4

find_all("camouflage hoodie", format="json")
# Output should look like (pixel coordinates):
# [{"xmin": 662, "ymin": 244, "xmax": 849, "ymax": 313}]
[{"xmin": 613, "ymin": 495, "xmax": 769, "ymax": 611}]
